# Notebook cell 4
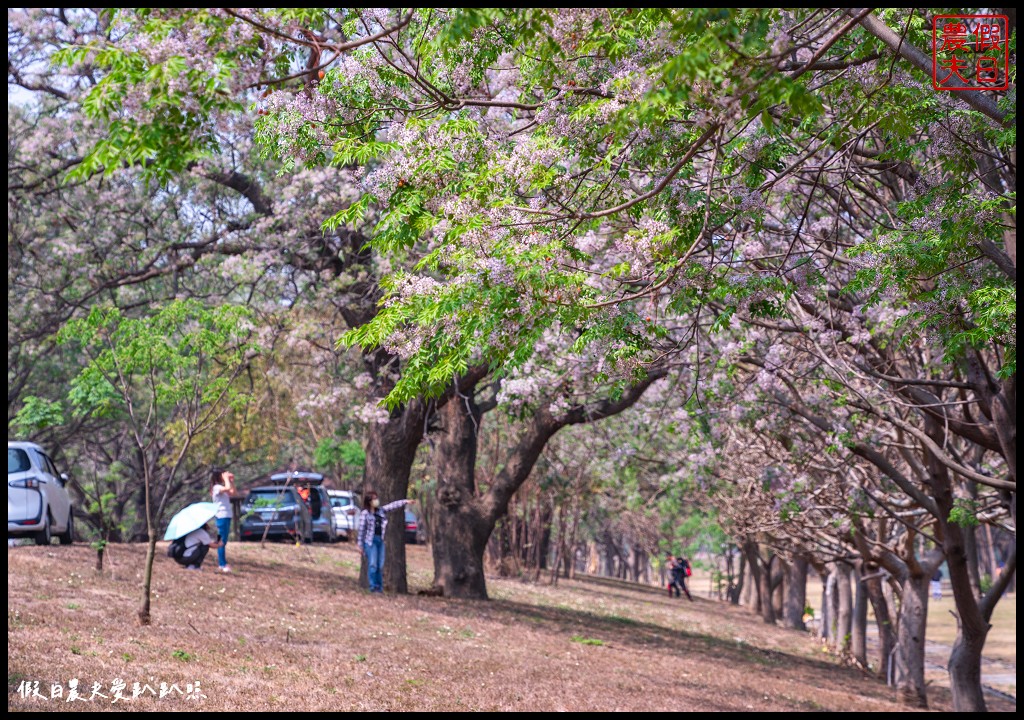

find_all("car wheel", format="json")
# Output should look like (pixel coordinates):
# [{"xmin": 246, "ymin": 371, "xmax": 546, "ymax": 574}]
[
  {"xmin": 34, "ymin": 513, "xmax": 52, "ymax": 546},
  {"xmin": 58, "ymin": 509, "xmax": 74, "ymax": 545}
]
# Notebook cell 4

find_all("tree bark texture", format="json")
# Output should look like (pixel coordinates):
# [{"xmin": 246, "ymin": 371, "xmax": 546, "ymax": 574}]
[
  {"xmin": 783, "ymin": 554, "xmax": 808, "ymax": 630},
  {"xmin": 852, "ymin": 564, "xmax": 868, "ymax": 668},
  {"xmin": 836, "ymin": 562, "xmax": 853, "ymax": 655},
  {"xmin": 894, "ymin": 573, "xmax": 929, "ymax": 708},
  {"xmin": 430, "ymin": 393, "xmax": 490, "ymax": 599},
  {"xmin": 361, "ymin": 400, "xmax": 425, "ymax": 594},
  {"xmin": 864, "ymin": 569, "xmax": 896, "ymax": 679}
]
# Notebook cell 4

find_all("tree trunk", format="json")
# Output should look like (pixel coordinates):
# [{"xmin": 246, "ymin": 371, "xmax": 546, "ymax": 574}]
[
  {"xmin": 820, "ymin": 569, "xmax": 834, "ymax": 644},
  {"xmin": 603, "ymin": 537, "xmax": 616, "ymax": 578},
  {"xmin": 137, "ymin": 464, "xmax": 155, "ymax": 626},
  {"xmin": 742, "ymin": 539, "xmax": 762, "ymax": 614},
  {"xmin": 925, "ymin": 428, "xmax": 992, "ymax": 712},
  {"xmin": 759, "ymin": 554, "xmax": 777, "ymax": 625},
  {"xmin": 361, "ymin": 401, "xmax": 425, "ymax": 594},
  {"xmin": 549, "ymin": 504, "xmax": 564, "ymax": 586},
  {"xmin": 963, "ymin": 499, "xmax": 982, "ymax": 598},
  {"xmin": 836, "ymin": 562, "xmax": 853, "ymax": 655},
  {"xmin": 941, "ymin": 494, "xmax": 991, "ymax": 712},
  {"xmin": 729, "ymin": 551, "xmax": 746, "ymax": 605},
  {"xmin": 586, "ymin": 542, "xmax": 598, "ymax": 575},
  {"xmin": 633, "ymin": 547, "xmax": 646, "ymax": 583},
  {"xmin": 864, "ymin": 569, "xmax": 896, "ymax": 679},
  {"xmin": 563, "ymin": 506, "xmax": 579, "ymax": 579},
  {"xmin": 948, "ymin": 619, "xmax": 989, "ymax": 712},
  {"xmin": 894, "ymin": 573, "xmax": 929, "ymax": 708},
  {"xmin": 430, "ymin": 391, "xmax": 489, "ymax": 599},
  {"xmin": 771, "ymin": 559, "xmax": 785, "ymax": 619},
  {"xmin": 783, "ymin": 554, "xmax": 808, "ymax": 630},
  {"xmin": 431, "ymin": 369, "xmax": 665, "ymax": 598},
  {"xmin": 743, "ymin": 558, "xmax": 757, "ymax": 608},
  {"xmin": 852, "ymin": 564, "xmax": 868, "ymax": 668},
  {"xmin": 537, "ymin": 502, "xmax": 552, "ymax": 572},
  {"xmin": 138, "ymin": 526, "xmax": 156, "ymax": 626},
  {"xmin": 983, "ymin": 523, "xmax": 999, "ymax": 582}
]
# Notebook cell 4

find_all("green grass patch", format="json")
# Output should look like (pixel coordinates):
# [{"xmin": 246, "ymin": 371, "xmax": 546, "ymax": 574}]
[
  {"xmin": 570, "ymin": 635, "xmax": 605, "ymax": 646},
  {"xmin": 606, "ymin": 614, "xmax": 641, "ymax": 626}
]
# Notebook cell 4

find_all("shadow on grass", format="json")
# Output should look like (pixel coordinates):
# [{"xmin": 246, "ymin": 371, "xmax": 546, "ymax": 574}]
[
  {"xmin": 255, "ymin": 554, "xmax": 865, "ymax": 688},
  {"xmin": 394, "ymin": 577, "xmax": 890, "ymax": 699}
]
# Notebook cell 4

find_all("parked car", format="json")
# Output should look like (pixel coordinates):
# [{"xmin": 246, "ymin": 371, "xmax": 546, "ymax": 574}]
[
  {"xmin": 327, "ymin": 489, "xmax": 359, "ymax": 541},
  {"xmin": 269, "ymin": 472, "xmax": 339, "ymax": 543},
  {"xmin": 404, "ymin": 509, "xmax": 425, "ymax": 545},
  {"xmin": 8, "ymin": 441, "xmax": 74, "ymax": 545},
  {"xmin": 239, "ymin": 486, "xmax": 312, "ymax": 543}
]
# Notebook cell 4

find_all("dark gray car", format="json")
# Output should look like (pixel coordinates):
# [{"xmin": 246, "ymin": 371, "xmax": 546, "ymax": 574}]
[
  {"xmin": 269, "ymin": 472, "xmax": 338, "ymax": 543},
  {"xmin": 239, "ymin": 486, "xmax": 312, "ymax": 543}
]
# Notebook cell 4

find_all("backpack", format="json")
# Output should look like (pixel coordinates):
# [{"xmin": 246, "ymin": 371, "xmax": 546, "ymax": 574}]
[
  {"xmin": 167, "ymin": 537, "xmax": 187, "ymax": 562},
  {"xmin": 682, "ymin": 559, "xmax": 692, "ymax": 577}
]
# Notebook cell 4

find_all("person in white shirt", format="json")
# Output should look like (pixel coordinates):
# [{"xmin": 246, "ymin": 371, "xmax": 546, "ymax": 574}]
[
  {"xmin": 210, "ymin": 468, "xmax": 236, "ymax": 573},
  {"xmin": 176, "ymin": 524, "xmax": 220, "ymax": 570}
]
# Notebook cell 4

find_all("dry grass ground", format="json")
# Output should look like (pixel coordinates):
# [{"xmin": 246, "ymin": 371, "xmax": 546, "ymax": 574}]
[{"xmin": 7, "ymin": 542, "xmax": 1012, "ymax": 712}]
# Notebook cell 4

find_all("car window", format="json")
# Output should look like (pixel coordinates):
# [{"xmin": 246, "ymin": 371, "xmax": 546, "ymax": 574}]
[
  {"xmin": 330, "ymin": 496, "xmax": 352, "ymax": 508},
  {"xmin": 246, "ymin": 489, "xmax": 296, "ymax": 506},
  {"xmin": 42, "ymin": 454, "xmax": 59, "ymax": 478},
  {"xmin": 8, "ymin": 448, "xmax": 31, "ymax": 474},
  {"xmin": 405, "ymin": 510, "xmax": 417, "ymax": 522}
]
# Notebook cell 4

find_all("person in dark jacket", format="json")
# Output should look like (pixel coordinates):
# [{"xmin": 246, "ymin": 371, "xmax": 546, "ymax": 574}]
[{"xmin": 673, "ymin": 556, "xmax": 693, "ymax": 601}]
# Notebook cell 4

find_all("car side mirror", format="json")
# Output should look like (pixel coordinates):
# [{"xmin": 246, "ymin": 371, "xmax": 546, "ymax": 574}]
[{"xmin": 59, "ymin": 473, "xmax": 69, "ymax": 486}]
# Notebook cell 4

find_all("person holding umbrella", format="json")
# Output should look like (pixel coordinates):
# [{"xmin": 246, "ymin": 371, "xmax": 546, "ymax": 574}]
[
  {"xmin": 177, "ymin": 522, "xmax": 220, "ymax": 570},
  {"xmin": 164, "ymin": 502, "xmax": 220, "ymax": 571}
]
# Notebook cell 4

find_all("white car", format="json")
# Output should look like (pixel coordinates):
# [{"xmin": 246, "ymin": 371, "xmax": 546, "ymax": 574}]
[
  {"xmin": 8, "ymin": 441, "xmax": 74, "ymax": 545},
  {"xmin": 327, "ymin": 489, "xmax": 359, "ymax": 541}
]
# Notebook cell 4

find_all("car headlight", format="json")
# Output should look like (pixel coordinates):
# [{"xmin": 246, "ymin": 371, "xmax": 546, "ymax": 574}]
[{"xmin": 9, "ymin": 478, "xmax": 40, "ymax": 488}]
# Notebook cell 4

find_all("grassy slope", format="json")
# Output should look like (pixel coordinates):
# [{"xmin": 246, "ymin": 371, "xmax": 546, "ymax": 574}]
[{"xmin": 6, "ymin": 542, "xmax": 1010, "ymax": 712}]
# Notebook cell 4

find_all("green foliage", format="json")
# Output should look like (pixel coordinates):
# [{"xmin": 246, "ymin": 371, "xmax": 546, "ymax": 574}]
[
  {"xmin": 948, "ymin": 498, "xmax": 980, "ymax": 528},
  {"xmin": 569, "ymin": 635, "xmax": 605, "ymax": 646},
  {"xmin": 314, "ymin": 437, "xmax": 365, "ymax": 483},
  {"xmin": 55, "ymin": 8, "xmax": 1016, "ymax": 410},
  {"xmin": 54, "ymin": 9, "xmax": 260, "ymax": 183},
  {"xmin": 11, "ymin": 397, "xmax": 65, "ymax": 435},
  {"xmin": 58, "ymin": 299, "xmax": 258, "ymax": 427}
]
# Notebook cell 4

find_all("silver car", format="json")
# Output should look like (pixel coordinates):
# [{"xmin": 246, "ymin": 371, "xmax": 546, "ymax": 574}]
[
  {"xmin": 327, "ymin": 489, "xmax": 359, "ymax": 541},
  {"xmin": 8, "ymin": 441, "xmax": 74, "ymax": 545}
]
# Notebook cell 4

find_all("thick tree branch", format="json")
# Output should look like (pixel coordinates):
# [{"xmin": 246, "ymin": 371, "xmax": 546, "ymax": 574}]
[{"xmin": 849, "ymin": 9, "xmax": 1009, "ymax": 125}]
